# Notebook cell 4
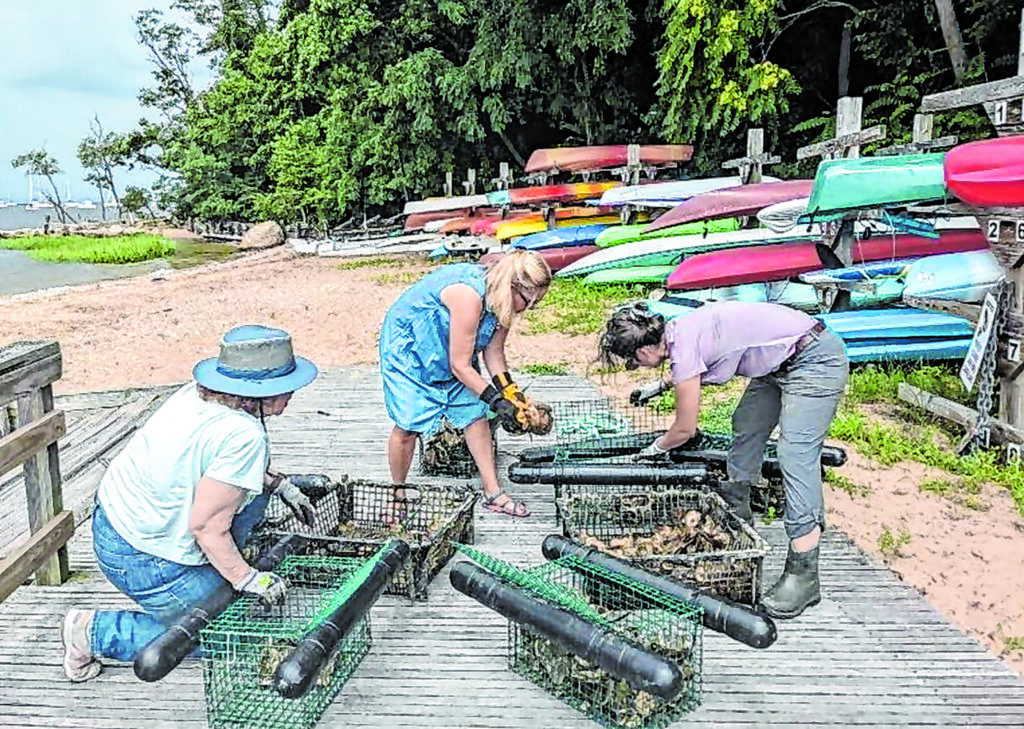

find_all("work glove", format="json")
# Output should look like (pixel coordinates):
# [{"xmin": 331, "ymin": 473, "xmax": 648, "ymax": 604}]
[
  {"xmin": 629, "ymin": 379, "xmax": 672, "ymax": 407},
  {"xmin": 480, "ymin": 384, "xmax": 526, "ymax": 434},
  {"xmin": 234, "ymin": 568, "xmax": 288, "ymax": 610},
  {"xmin": 275, "ymin": 476, "xmax": 316, "ymax": 527},
  {"xmin": 283, "ymin": 473, "xmax": 335, "ymax": 500},
  {"xmin": 633, "ymin": 438, "xmax": 670, "ymax": 462},
  {"xmin": 492, "ymin": 371, "xmax": 531, "ymax": 429}
]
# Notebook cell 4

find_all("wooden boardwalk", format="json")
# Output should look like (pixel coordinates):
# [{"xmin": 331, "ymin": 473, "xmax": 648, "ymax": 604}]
[{"xmin": 0, "ymin": 367, "xmax": 1022, "ymax": 728}]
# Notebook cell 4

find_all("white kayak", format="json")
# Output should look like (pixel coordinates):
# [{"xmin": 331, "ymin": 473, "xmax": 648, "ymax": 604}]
[
  {"xmin": 598, "ymin": 175, "xmax": 778, "ymax": 207},
  {"xmin": 903, "ymin": 250, "xmax": 1005, "ymax": 303},
  {"xmin": 403, "ymin": 194, "xmax": 490, "ymax": 215},
  {"xmin": 757, "ymin": 197, "xmax": 810, "ymax": 233}
]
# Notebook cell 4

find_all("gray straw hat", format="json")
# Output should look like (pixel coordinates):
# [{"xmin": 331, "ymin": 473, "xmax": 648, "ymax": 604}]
[{"xmin": 192, "ymin": 325, "xmax": 318, "ymax": 397}]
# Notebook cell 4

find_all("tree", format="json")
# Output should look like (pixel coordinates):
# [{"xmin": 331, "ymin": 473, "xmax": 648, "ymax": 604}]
[
  {"xmin": 934, "ymin": 0, "xmax": 969, "ymax": 83},
  {"xmin": 122, "ymin": 186, "xmax": 155, "ymax": 219},
  {"xmin": 11, "ymin": 149, "xmax": 76, "ymax": 224},
  {"xmin": 77, "ymin": 116, "xmax": 127, "ymax": 220}
]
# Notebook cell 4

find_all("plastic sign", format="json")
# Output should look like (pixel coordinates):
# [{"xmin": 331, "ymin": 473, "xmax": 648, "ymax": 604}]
[
  {"xmin": 1009, "ymin": 338, "xmax": 1022, "ymax": 363},
  {"xmin": 1007, "ymin": 442, "xmax": 1021, "ymax": 466},
  {"xmin": 993, "ymin": 100, "xmax": 1008, "ymax": 126},
  {"xmin": 986, "ymin": 219, "xmax": 1000, "ymax": 242},
  {"xmin": 960, "ymin": 291, "xmax": 1000, "ymax": 391},
  {"xmin": 1017, "ymin": 220, "xmax": 1024, "ymax": 243}
]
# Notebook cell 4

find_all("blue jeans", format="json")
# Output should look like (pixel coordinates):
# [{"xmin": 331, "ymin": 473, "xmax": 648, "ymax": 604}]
[{"xmin": 90, "ymin": 494, "xmax": 269, "ymax": 661}]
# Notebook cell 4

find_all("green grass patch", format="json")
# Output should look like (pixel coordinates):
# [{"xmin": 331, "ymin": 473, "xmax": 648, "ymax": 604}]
[
  {"xmin": 877, "ymin": 524, "xmax": 912, "ymax": 559},
  {"xmin": 1003, "ymin": 636, "xmax": 1024, "ymax": 654},
  {"xmin": 372, "ymin": 271, "xmax": 422, "ymax": 286},
  {"xmin": 0, "ymin": 233, "xmax": 175, "ymax": 264},
  {"xmin": 846, "ymin": 362, "xmax": 971, "ymax": 407},
  {"xmin": 519, "ymin": 363, "xmax": 570, "ymax": 376},
  {"xmin": 336, "ymin": 256, "xmax": 414, "ymax": 270},
  {"xmin": 824, "ymin": 467, "xmax": 871, "ymax": 498},
  {"xmin": 523, "ymin": 279, "xmax": 648, "ymax": 336}
]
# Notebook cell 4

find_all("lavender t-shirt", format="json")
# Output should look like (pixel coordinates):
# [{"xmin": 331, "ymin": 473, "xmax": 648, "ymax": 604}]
[{"xmin": 667, "ymin": 302, "xmax": 817, "ymax": 384}]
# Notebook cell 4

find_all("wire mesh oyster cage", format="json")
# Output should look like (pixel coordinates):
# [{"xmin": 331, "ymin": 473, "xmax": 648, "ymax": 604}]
[
  {"xmin": 200, "ymin": 555, "xmax": 373, "ymax": 729},
  {"xmin": 452, "ymin": 545, "xmax": 703, "ymax": 729},
  {"xmin": 418, "ymin": 416, "xmax": 498, "ymax": 478},
  {"xmin": 254, "ymin": 477, "xmax": 478, "ymax": 600},
  {"xmin": 556, "ymin": 487, "xmax": 769, "ymax": 605}
]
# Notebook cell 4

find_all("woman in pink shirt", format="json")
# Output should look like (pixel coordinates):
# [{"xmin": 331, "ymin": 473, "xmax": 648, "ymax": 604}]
[{"xmin": 598, "ymin": 301, "xmax": 848, "ymax": 619}]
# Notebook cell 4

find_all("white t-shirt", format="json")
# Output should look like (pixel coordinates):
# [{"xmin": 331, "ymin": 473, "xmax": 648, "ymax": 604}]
[{"xmin": 97, "ymin": 383, "xmax": 269, "ymax": 565}]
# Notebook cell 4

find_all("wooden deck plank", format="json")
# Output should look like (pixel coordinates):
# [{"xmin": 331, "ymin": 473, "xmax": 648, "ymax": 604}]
[{"xmin": 0, "ymin": 368, "xmax": 1020, "ymax": 728}]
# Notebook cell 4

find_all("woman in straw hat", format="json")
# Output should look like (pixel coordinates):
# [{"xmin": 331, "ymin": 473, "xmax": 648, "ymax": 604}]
[
  {"xmin": 380, "ymin": 249, "xmax": 551, "ymax": 519},
  {"xmin": 60, "ymin": 325, "xmax": 319, "ymax": 682}
]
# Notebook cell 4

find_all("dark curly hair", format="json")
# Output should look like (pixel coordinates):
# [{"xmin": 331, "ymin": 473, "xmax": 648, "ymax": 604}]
[{"xmin": 597, "ymin": 301, "xmax": 666, "ymax": 370}]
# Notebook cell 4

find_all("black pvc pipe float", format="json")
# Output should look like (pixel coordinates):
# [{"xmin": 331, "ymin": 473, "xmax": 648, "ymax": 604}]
[
  {"xmin": 541, "ymin": 535, "xmax": 777, "ymax": 650},
  {"xmin": 133, "ymin": 533, "xmax": 309, "ymax": 682},
  {"xmin": 449, "ymin": 561, "xmax": 684, "ymax": 700},
  {"xmin": 273, "ymin": 539, "xmax": 411, "ymax": 698},
  {"xmin": 629, "ymin": 380, "xmax": 673, "ymax": 406},
  {"xmin": 508, "ymin": 461, "xmax": 708, "ymax": 486}
]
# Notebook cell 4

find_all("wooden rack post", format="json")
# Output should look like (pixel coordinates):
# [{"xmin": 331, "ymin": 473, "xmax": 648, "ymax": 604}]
[
  {"xmin": 876, "ymin": 113, "xmax": 959, "ymax": 156},
  {"xmin": 797, "ymin": 97, "xmax": 888, "ymax": 266},
  {"xmin": 0, "ymin": 341, "xmax": 74, "ymax": 603},
  {"xmin": 722, "ymin": 129, "xmax": 781, "ymax": 184},
  {"xmin": 911, "ymin": 7, "xmax": 1024, "ymax": 439}
]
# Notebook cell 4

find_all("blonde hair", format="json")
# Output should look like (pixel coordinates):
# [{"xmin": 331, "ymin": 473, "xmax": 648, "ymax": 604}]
[{"xmin": 484, "ymin": 249, "xmax": 552, "ymax": 328}]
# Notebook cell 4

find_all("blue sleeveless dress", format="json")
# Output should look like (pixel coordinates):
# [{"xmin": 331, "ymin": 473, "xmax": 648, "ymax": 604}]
[{"xmin": 379, "ymin": 263, "xmax": 499, "ymax": 434}]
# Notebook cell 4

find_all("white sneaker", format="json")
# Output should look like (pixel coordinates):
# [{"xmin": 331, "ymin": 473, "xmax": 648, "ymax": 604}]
[{"xmin": 61, "ymin": 609, "xmax": 102, "ymax": 682}]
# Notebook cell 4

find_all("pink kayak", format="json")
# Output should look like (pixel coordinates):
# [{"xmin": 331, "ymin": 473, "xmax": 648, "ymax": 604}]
[
  {"xmin": 944, "ymin": 135, "xmax": 1024, "ymax": 207},
  {"xmin": 647, "ymin": 180, "xmax": 814, "ymax": 232},
  {"xmin": 480, "ymin": 245, "xmax": 601, "ymax": 274},
  {"xmin": 524, "ymin": 145, "xmax": 693, "ymax": 175},
  {"xmin": 508, "ymin": 181, "xmax": 620, "ymax": 205},
  {"xmin": 405, "ymin": 209, "xmax": 473, "ymax": 232},
  {"xmin": 666, "ymin": 230, "xmax": 990, "ymax": 290}
]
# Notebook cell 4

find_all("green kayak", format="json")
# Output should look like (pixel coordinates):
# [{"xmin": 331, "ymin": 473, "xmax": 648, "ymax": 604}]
[
  {"xmin": 594, "ymin": 217, "xmax": 741, "ymax": 247},
  {"xmin": 582, "ymin": 265, "xmax": 676, "ymax": 285},
  {"xmin": 804, "ymin": 152, "xmax": 947, "ymax": 219}
]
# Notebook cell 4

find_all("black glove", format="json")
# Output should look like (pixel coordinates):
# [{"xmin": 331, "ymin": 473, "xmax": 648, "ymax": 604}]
[
  {"xmin": 629, "ymin": 379, "xmax": 672, "ymax": 406},
  {"xmin": 274, "ymin": 477, "xmax": 316, "ymax": 527},
  {"xmin": 283, "ymin": 473, "xmax": 335, "ymax": 500},
  {"xmin": 481, "ymin": 384, "xmax": 525, "ymax": 433}
]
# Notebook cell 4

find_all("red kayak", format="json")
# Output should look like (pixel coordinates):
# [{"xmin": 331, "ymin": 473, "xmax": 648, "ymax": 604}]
[
  {"xmin": 524, "ymin": 145, "xmax": 693, "ymax": 175},
  {"xmin": 470, "ymin": 211, "xmax": 537, "ymax": 236},
  {"xmin": 480, "ymin": 245, "xmax": 601, "ymax": 274},
  {"xmin": 647, "ymin": 180, "xmax": 814, "ymax": 232},
  {"xmin": 508, "ymin": 181, "xmax": 619, "ymax": 205},
  {"xmin": 666, "ymin": 229, "xmax": 990, "ymax": 290},
  {"xmin": 405, "ymin": 209, "xmax": 472, "ymax": 232},
  {"xmin": 944, "ymin": 135, "xmax": 1024, "ymax": 207}
]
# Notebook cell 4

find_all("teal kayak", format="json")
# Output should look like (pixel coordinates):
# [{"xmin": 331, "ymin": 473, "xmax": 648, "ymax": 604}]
[
  {"xmin": 595, "ymin": 217, "xmax": 741, "ymax": 247},
  {"xmin": 804, "ymin": 152, "xmax": 947, "ymax": 219},
  {"xmin": 647, "ymin": 278, "xmax": 904, "ymax": 314}
]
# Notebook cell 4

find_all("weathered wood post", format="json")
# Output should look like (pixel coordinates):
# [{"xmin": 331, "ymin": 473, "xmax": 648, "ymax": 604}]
[
  {"xmin": 722, "ymin": 129, "xmax": 781, "ymax": 184},
  {"xmin": 444, "ymin": 171, "xmax": 454, "ymax": 198},
  {"xmin": 912, "ymin": 8, "xmax": 1024, "ymax": 443},
  {"xmin": 797, "ymin": 96, "xmax": 888, "ymax": 266},
  {"xmin": 0, "ymin": 341, "xmax": 74, "ymax": 603},
  {"xmin": 462, "ymin": 169, "xmax": 477, "ymax": 196},
  {"xmin": 876, "ymin": 113, "xmax": 959, "ymax": 156}
]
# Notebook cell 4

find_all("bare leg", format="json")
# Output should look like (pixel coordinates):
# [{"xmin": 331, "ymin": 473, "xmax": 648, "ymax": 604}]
[
  {"xmin": 464, "ymin": 419, "xmax": 529, "ymax": 516},
  {"xmin": 792, "ymin": 526, "xmax": 821, "ymax": 552},
  {"xmin": 388, "ymin": 425, "xmax": 419, "ymax": 495}
]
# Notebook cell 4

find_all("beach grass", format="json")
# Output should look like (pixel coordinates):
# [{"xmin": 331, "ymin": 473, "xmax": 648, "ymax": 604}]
[{"xmin": 0, "ymin": 234, "xmax": 176, "ymax": 264}]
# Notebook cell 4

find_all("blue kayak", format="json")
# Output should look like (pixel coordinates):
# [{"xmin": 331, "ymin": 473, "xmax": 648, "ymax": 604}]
[{"xmin": 510, "ymin": 225, "xmax": 610, "ymax": 251}]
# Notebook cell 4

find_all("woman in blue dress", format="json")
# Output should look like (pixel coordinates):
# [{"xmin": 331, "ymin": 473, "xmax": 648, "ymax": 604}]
[{"xmin": 379, "ymin": 249, "xmax": 552, "ymax": 517}]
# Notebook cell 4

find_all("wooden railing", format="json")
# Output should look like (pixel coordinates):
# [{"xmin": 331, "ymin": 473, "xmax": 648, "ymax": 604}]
[{"xmin": 0, "ymin": 341, "xmax": 73, "ymax": 603}]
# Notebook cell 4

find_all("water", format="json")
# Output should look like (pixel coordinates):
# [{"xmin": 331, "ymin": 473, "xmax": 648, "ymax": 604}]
[{"xmin": 0, "ymin": 205, "xmax": 239, "ymax": 296}]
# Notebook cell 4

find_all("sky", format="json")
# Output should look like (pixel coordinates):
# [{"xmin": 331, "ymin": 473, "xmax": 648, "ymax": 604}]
[{"xmin": 0, "ymin": 1, "xmax": 213, "ymax": 203}]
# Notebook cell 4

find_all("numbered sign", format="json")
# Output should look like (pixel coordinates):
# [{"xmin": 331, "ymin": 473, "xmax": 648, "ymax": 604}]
[
  {"xmin": 1017, "ymin": 220, "xmax": 1024, "ymax": 243},
  {"xmin": 1009, "ymin": 338, "xmax": 1023, "ymax": 363},
  {"xmin": 994, "ymin": 100, "xmax": 1008, "ymax": 126},
  {"xmin": 1007, "ymin": 443, "xmax": 1022, "ymax": 465},
  {"xmin": 986, "ymin": 219, "xmax": 1000, "ymax": 242}
]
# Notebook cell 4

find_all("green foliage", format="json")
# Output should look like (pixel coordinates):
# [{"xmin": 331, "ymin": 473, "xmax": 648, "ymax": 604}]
[
  {"xmin": 0, "ymin": 234, "xmax": 175, "ymax": 264},
  {"xmin": 519, "ymin": 363, "xmax": 570, "ymax": 376},
  {"xmin": 824, "ymin": 467, "xmax": 870, "ymax": 498},
  {"xmin": 522, "ymin": 280, "xmax": 646, "ymax": 336},
  {"xmin": 122, "ymin": 187, "xmax": 152, "ymax": 216},
  {"xmin": 335, "ymin": 256, "xmax": 415, "ymax": 270},
  {"xmin": 845, "ymin": 362, "xmax": 971, "ymax": 408},
  {"xmin": 877, "ymin": 524, "xmax": 911, "ymax": 559}
]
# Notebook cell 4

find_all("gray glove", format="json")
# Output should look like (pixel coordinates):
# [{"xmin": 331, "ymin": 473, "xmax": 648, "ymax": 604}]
[
  {"xmin": 233, "ymin": 568, "xmax": 288, "ymax": 610},
  {"xmin": 633, "ymin": 439, "xmax": 670, "ymax": 462},
  {"xmin": 276, "ymin": 476, "xmax": 316, "ymax": 527}
]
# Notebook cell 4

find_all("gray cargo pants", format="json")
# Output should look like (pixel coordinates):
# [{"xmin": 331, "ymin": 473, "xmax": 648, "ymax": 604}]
[{"xmin": 727, "ymin": 329, "xmax": 849, "ymax": 539}]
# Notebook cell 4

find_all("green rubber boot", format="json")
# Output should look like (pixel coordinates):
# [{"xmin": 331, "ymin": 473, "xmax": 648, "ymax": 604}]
[
  {"xmin": 716, "ymin": 480, "xmax": 753, "ymax": 525},
  {"xmin": 761, "ymin": 545, "xmax": 821, "ymax": 619}
]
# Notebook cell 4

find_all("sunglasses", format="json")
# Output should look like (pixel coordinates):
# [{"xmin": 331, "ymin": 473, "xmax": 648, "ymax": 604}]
[{"xmin": 514, "ymin": 286, "xmax": 542, "ymax": 310}]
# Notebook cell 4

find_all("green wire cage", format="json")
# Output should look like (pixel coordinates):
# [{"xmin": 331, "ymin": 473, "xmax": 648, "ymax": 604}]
[
  {"xmin": 557, "ymin": 487, "xmax": 770, "ymax": 605},
  {"xmin": 201, "ymin": 555, "xmax": 374, "ymax": 729},
  {"xmin": 455, "ymin": 546, "xmax": 703, "ymax": 729},
  {"xmin": 254, "ymin": 477, "xmax": 477, "ymax": 600}
]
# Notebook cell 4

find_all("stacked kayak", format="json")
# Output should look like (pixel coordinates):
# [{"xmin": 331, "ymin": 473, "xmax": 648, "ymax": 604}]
[
  {"xmin": 404, "ymin": 194, "xmax": 489, "ymax": 215},
  {"xmin": 903, "ymin": 250, "xmax": 1005, "ymax": 303},
  {"xmin": 595, "ymin": 217, "xmax": 741, "ymax": 247},
  {"xmin": 645, "ymin": 299, "xmax": 973, "ymax": 363},
  {"xmin": 665, "ymin": 229, "xmax": 989, "ymax": 290},
  {"xmin": 486, "ymin": 181, "xmax": 620, "ymax": 207},
  {"xmin": 480, "ymin": 245, "xmax": 600, "ymax": 273},
  {"xmin": 599, "ymin": 176, "xmax": 764, "ymax": 208},
  {"xmin": 510, "ymin": 225, "xmax": 609, "ymax": 250},
  {"xmin": 803, "ymin": 153, "xmax": 947, "ymax": 220},
  {"xmin": 558, "ymin": 226, "xmax": 824, "ymax": 279},
  {"xmin": 524, "ymin": 145, "xmax": 693, "ymax": 175},
  {"xmin": 645, "ymin": 179, "xmax": 814, "ymax": 232},
  {"xmin": 944, "ymin": 134, "xmax": 1024, "ymax": 207},
  {"xmin": 757, "ymin": 197, "xmax": 810, "ymax": 233}
]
